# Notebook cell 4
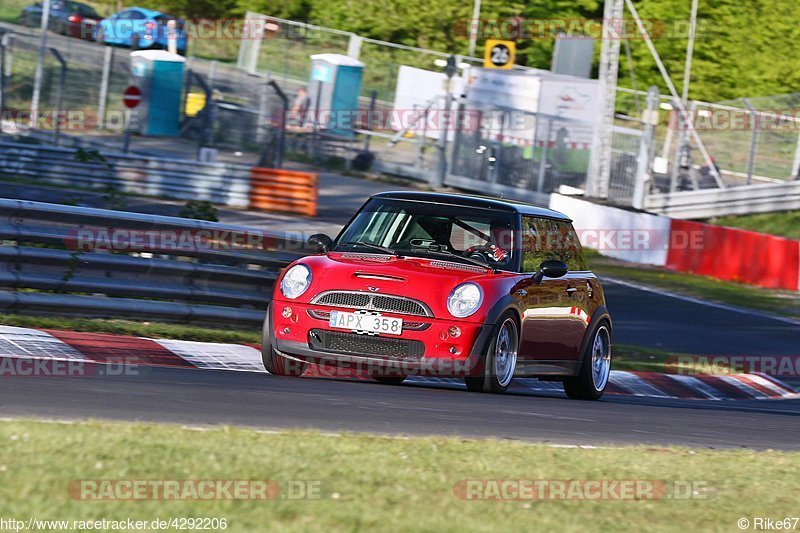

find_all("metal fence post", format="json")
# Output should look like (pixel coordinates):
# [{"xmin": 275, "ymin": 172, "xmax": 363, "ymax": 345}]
[
  {"xmin": 536, "ymin": 118, "xmax": 553, "ymax": 192},
  {"xmin": 256, "ymin": 72, "xmax": 270, "ymax": 145},
  {"xmin": 417, "ymin": 106, "xmax": 429, "ymax": 175},
  {"xmin": 49, "ymin": 48, "xmax": 67, "ymax": 146},
  {"xmin": 97, "ymin": 46, "xmax": 112, "ymax": 130},
  {"xmin": 742, "ymin": 98, "xmax": 759, "ymax": 185},
  {"xmin": 30, "ymin": 0, "xmax": 51, "ymax": 124},
  {"xmin": 0, "ymin": 32, "xmax": 7, "ymax": 116},
  {"xmin": 1, "ymin": 32, "xmax": 10, "ymax": 80},
  {"xmin": 208, "ymin": 60, "xmax": 218, "ymax": 89},
  {"xmin": 791, "ymin": 132, "xmax": 800, "ymax": 180},
  {"xmin": 669, "ymin": 97, "xmax": 684, "ymax": 192},
  {"xmin": 435, "ymin": 85, "xmax": 454, "ymax": 187},
  {"xmin": 632, "ymin": 86, "xmax": 659, "ymax": 209}
]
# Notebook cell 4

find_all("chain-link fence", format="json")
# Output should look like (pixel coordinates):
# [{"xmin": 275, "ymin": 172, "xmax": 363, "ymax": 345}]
[
  {"xmin": 1, "ymin": 30, "xmax": 132, "ymax": 135},
  {"xmin": 449, "ymin": 103, "xmax": 595, "ymax": 200},
  {"xmin": 656, "ymin": 93, "xmax": 800, "ymax": 191}
]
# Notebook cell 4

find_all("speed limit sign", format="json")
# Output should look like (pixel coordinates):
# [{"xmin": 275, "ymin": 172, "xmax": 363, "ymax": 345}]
[{"xmin": 484, "ymin": 39, "xmax": 516, "ymax": 69}]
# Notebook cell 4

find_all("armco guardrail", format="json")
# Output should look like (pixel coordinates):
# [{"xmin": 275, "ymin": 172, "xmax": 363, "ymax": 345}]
[
  {"xmin": 0, "ymin": 199, "xmax": 305, "ymax": 323},
  {"xmin": 0, "ymin": 141, "xmax": 253, "ymax": 207},
  {"xmin": 645, "ymin": 180, "xmax": 800, "ymax": 219}
]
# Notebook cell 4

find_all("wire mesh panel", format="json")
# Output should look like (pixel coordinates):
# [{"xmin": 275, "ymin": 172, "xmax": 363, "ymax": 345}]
[
  {"xmin": 257, "ymin": 23, "xmax": 350, "ymax": 84},
  {"xmin": 3, "ymin": 32, "xmax": 132, "ymax": 134},
  {"xmin": 606, "ymin": 125, "xmax": 642, "ymax": 205},
  {"xmin": 449, "ymin": 104, "xmax": 594, "ymax": 199}
]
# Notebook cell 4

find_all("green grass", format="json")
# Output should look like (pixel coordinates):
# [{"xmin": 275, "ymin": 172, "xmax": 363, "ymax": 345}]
[
  {"xmin": 0, "ymin": 313, "xmax": 261, "ymax": 344},
  {"xmin": 586, "ymin": 249, "xmax": 800, "ymax": 320},
  {"xmin": 0, "ymin": 0, "xmax": 27, "ymax": 23},
  {"xmin": 0, "ymin": 418, "xmax": 798, "ymax": 531},
  {"xmin": 707, "ymin": 210, "xmax": 800, "ymax": 240}
]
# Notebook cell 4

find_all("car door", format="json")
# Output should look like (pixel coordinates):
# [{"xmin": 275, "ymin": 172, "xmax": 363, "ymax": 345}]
[
  {"xmin": 516, "ymin": 216, "xmax": 588, "ymax": 373},
  {"xmin": 105, "ymin": 10, "xmax": 127, "ymax": 44}
]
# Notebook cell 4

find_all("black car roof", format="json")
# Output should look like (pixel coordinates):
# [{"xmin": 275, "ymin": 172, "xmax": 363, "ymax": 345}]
[{"xmin": 371, "ymin": 191, "xmax": 571, "ymax": 221}]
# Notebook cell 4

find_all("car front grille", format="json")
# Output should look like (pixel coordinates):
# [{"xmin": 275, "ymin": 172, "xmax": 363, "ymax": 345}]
[
  {"xmin": 308, "ymin": 329, "xmax": 425, "ymax": 360},
  {"xmin": 311, "ymin": 291, "xmax": 432, "ymax": 317}
]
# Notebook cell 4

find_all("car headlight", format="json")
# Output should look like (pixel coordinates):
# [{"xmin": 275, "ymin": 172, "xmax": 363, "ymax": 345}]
[
  {"xmin": 280, "ymin": 264, "xmax": 312, "ymax": 299},
  {"xmin": 447, "ymin": 283, "xmax": 483, "ymax": 318}
]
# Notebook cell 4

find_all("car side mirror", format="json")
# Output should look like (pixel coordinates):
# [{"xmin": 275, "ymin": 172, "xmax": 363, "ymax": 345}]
[
  {"xmin": 532, "ymin": 259, "xmax": 568, "ymax": 284},
  {"xmin": 307, "ymin": 233, "xmax": 333, "ymax": 253}
]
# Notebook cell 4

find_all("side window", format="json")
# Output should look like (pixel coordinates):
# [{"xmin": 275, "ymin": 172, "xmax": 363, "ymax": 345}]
[
  {"xmin": 521, "ymin": 217, "xmax": 555, "ymax": 272},
  {"xmin": 521, "ymin": 217, "xmax": 588, "ymax": 272},
  {"xmin": 554, "ymin": 221, "xmax": 588, "ymax": 271}
]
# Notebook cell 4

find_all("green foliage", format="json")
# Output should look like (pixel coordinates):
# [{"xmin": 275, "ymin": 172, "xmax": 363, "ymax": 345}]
[
  {"xmin": 107, "ymin": 0, "xmax": 800, "ymax": 102},
  {"xmin": 179, "ymin": 200, "xmax": 219, "ymax": 222}
]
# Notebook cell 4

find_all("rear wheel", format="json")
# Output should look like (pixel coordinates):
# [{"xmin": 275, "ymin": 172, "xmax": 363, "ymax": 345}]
[
  {"xmin": 261, "ymin": 308, "xmax": 307, "ymax": 377},
  {"xmin": 564, "ymin": 324, "xmax": 611, "ymax": 400},
  {"xmin": 464, "ymin": 314, "xmax": 518, "ymax": 393}
]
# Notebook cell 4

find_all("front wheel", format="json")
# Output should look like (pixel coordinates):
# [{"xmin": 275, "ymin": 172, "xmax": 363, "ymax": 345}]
[
  {"xmin": 563, "ymin": 323, "xmax": 612, "ymax": 400},
  {"xmin": 261, "ymin": 309, "xmax": 307, "ymax": 377},
  {"xmin": 464, "ymin": 314, "xmax": 518, "ymax": 393}
]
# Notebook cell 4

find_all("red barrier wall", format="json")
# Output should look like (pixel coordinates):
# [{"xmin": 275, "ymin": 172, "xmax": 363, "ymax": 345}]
[{"xmin": 666, "ymin": 219, "xmax": 800, "ymax": 291}]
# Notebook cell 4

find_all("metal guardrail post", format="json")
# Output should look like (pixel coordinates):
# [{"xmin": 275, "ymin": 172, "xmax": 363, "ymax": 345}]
[{"xmin": 49, "ymin": 48, "xmax": 67, "ymax": 147}]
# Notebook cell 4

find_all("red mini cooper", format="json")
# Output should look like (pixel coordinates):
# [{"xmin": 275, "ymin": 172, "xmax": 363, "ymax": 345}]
[{"xmin": 263, "ymin": 192, "xmax": 613, "ymax": 400}]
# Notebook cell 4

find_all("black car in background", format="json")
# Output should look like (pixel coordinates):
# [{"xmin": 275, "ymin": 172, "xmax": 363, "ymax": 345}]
[{"xmin": 20, "ymin": 0, "xmax": 101, "ymax": 40}]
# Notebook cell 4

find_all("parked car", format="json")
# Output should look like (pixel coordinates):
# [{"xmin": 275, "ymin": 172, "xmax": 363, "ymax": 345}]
[
  {"xmin": 19, "ymin": 0, "xmax": 100, "ymax": 40},
  {"xmin": 263, "ymin": 191, "xmax": 613, "ymax": 399},
  {"xmin": 94, "ymin": 7, "xmax": 187, "ymax": 55}
]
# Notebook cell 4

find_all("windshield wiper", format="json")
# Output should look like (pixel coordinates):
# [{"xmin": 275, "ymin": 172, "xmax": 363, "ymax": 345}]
[
  {"xmin": 405, "ymin": 247, "xmax": 495, "ymax": 272},
  {"xmin": 338, "ymin": 241, "xmax": 400, "ymax": 256}
]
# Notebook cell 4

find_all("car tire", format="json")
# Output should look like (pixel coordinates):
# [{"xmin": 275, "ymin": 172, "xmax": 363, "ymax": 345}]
[
  {"xmin": 261, "ymin": 306, "xmax": 307, "ymax": 377},
  {"xmin": 563, "ymin": 322, "xmax": 612, "ymax": 400},
  {"xmin": 372, "ymin": 375, "xmax": 406, "ymax": 385},
  {"xmin": 464, "ymin": 313, "xmax": 518, "ymax": 394}
]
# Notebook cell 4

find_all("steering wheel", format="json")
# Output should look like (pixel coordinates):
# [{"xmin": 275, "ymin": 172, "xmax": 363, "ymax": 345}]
[{"xmin": 464, "ymin": 245, "xmax": 508, "ymax": 263}]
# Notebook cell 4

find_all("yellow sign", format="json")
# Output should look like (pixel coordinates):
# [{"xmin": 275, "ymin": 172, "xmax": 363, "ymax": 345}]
[
  {"xmin": 185, "ymin": 92, "xmax": 207, "ymax": 118},
  {"xmin": 484, "ymin": 39, "xmax": 515, "ymax": 69}
]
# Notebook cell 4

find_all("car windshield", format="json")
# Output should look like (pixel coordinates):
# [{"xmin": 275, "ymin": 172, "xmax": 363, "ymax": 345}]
[{"xmin": 335, "ymin": 198, "xmax": 516, "ymax": 269}]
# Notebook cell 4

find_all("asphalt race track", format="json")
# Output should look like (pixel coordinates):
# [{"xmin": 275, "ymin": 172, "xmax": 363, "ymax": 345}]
[
  {"xmin": 1, "ymin": 185, "xmax": 800, "ymax": 449},
  {"xmin": 1, "ymin": 363, "xmax": 798, "ymax": 450},
  {"xmin": 0, "ymin": 275, "xmax": 798, "ymax": 450}
]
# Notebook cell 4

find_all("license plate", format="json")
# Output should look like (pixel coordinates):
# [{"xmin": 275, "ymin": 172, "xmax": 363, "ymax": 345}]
[{"xmin": 328, "ymin": 311, "xmax": 403, "ymax": 336}]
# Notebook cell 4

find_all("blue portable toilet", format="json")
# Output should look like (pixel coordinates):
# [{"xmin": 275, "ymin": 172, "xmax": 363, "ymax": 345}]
[
  {"xmin": 307, "ymin": 53, "xmax": 364, "ymax": 136},
  {"xmin": 130, "ymin": 50, "xmax": 185, "ymax": 137}
]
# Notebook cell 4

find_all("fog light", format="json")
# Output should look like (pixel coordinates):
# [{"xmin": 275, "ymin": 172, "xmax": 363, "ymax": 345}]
[
  {"xmin": 449, "ymin": 346, "xmax": 457, "ymax": 354},
  {"xmin": 448, "ymin": 326, "xmax": 461, "ymax": 338},
  {"xmin": 282, "ymin": 306, "xmax": 292, "ymax": 318},
  {"xmin": 283, "ymin": 327, "xmax": 290, "ymax": 334}
]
